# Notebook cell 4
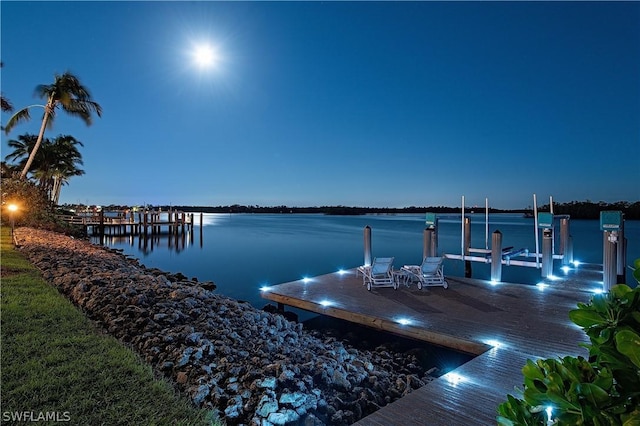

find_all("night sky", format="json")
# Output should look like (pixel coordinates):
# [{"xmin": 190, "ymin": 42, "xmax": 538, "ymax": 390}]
[{"xmin": 2, "ymin": 1, "xmax": 638, "ymax": 209}]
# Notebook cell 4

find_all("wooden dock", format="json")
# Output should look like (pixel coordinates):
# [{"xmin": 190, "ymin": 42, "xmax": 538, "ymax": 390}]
[
  {"xmin": 58, "ymin": 209, "xmax": 197, "ymax": 237},
  {"xmin": 261, "ymin": 264, "xmax": 603, "ymax": 425}
]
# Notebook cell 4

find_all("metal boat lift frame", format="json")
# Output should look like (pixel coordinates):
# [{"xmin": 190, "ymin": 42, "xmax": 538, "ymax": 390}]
[{"xmin": 427, "ymin": 194, "xmax": 573, "ymax": 281}]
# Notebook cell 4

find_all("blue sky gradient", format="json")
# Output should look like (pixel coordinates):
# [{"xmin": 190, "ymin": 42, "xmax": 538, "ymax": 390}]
[{"xmin": 1, "ymin": 1, "xmax": 639, "ymax": 209}]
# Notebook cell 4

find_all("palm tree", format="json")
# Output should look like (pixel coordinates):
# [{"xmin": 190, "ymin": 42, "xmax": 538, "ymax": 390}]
[
  {"xmin": 0, "ymin": 62, "xmax": 13, "ymax": 114},
  {"xmin": 4, "ymin": 134, "xmax": 38, "ymax": 171},
  {"xmin": 41, "ymin": 135, "xmax": 85, "ymax": 205},
  {"xmin": 5, "ymin": 134, "xmax": 85, "ymax": 204},
  {"xmin": 4, "ymin": 72, "xmax": 101, "ymax": 178}
]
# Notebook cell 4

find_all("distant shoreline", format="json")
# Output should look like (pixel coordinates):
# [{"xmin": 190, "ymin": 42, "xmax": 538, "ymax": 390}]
[{"xmin": 60, "ymin": 201, "xmax": 640, "ymax": 220}]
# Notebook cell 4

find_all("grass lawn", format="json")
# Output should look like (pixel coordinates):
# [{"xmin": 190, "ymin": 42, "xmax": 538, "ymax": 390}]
[{"xmin": 0, "ymin": 226, "xmax": 221, "ymax": 425}]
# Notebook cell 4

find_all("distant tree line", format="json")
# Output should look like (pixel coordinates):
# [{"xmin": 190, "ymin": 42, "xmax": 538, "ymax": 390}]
[
  {"xmin": 538, "ymin": 201, "xmax": 640, "ymax": 220},
  {"xmin": 73, "ymin": 201, "xmax": 638, "ymax": 220}
]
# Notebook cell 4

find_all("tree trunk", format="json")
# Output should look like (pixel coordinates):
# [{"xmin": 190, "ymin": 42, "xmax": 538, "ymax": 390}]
[
  {"xmin": 19, "ymin": 97, "xmax": 53, "ymax": 178},
  {"xmin": 52, "ymin": 176, "xmax": 62, "ymax": 205}
]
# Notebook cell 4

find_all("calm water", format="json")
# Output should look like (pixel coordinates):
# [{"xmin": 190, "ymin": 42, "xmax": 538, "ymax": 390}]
[{"xmin": 95, "ymin": 213, "xmax": 640, "ymax": 318}]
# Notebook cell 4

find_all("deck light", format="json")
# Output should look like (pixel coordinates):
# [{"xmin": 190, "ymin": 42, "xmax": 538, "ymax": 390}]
[
  {"xmin": 337, "ymin": 269, "xmax": 347, "ymax": 275},
  {"xmin": 536, "ymin": 282, "xmax": 548, "ymax": 290},
  {"xmin": 302, "ymin": 277, "xmax": 312, "ymax": 284},
  {"xmin": 561, "ymin": 265, "xmax": 571, "ymax": 274},
  {"xmin": 485, "ymin": 339, "xmax": 502, "ymax": 348},
  {"xmin": 490, "ymin": 279, "xmax": 499, "ymax": 286},
  {"xmin": 572, "ymin": 260, "xmax": 581, "ymax": 267},
  {"xmin": 396, "ymin": 318, "xmax": 411, "ymax": 325},
  {"xmin": 319, "ymin": 300, "xmax": 333, "ymax": 307},
  {"xmin": 443, "ymin": 372, "xmax": 465, "ymax": 386},
  {"xmin": 259, "ymin": 285, "xmax": 271, "ymax": 292},
  {"xmin": 546, "ymin": 406, "xmax": 554, "ymax": 424},
  {"xmin": 592, "ymin": 287, "xmax": 604, "ymax": 295}
]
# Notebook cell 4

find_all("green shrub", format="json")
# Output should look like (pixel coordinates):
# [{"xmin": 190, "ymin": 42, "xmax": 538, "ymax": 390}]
[
  {"xmin": 1, "ymin": 175, "xmax": 50, "ymax": 226},
  {"xmin": 497, "ymin": 266, "xmax": 640, "ymax": 425},
  {"xmin": 1, "ymin": 175, "xmax": 85, "ymax": 237}
]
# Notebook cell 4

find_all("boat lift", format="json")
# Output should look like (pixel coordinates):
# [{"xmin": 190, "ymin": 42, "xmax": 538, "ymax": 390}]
[{"xmin": 425, "ymin": 195, "xmax": 573, "ymax": 282}]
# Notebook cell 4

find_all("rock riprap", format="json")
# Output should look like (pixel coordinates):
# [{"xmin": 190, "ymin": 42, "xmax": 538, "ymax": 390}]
[{"xmin": 14, "ymin": 228, "xmax": 434, "ymax": 425}]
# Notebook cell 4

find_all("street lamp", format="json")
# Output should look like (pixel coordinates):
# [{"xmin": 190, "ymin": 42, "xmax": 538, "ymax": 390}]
[{"xmin": 7, "ymin": 203, "xmax": 18, "ymax": 239}]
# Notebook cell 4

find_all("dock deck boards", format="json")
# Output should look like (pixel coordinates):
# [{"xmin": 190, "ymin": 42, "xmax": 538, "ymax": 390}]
[{"xmin": 261, "ymin": 264, "xmax": 603, "ymax": 425}]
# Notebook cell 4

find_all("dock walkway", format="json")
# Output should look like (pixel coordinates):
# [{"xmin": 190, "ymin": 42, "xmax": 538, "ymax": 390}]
[{"xmin": 261, "ymin": 265, "xmax": 603, "ymax": 425}]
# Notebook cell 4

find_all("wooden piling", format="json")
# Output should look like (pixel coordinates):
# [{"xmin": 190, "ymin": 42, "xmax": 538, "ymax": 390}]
[
  {"xmin": 490, "ymin": 230, "xmax": 502, "ymax": 282},
  {"xmin": 363, "ymin": 226, "xmax": 372, "ymax": 267},
  {"xmin": 541, "ymin": 228, "xmax": 553, "ymax": 278},
  {"xmin": 603, "ymin": 231, "xmax": 617, "ymax": 291},
  {"xmin": 464, "ymin": 217, "xmax": 472, "ymax": 278}
]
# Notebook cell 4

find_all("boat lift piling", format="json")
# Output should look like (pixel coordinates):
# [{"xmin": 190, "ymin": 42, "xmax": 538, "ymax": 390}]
[
  {"xmin": 600, "ymin": 211, "xmax": 627, "ymax": 290},
  {"xmin": 423, "ymin": 213, "xmax": 438, "ymax": 259}
]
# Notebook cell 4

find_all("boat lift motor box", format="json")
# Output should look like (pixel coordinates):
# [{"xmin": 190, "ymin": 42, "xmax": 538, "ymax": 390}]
[
  {"xmin": 538, "ymin": 212, "xmax": 554, "ymax": 228},
  {"xmin": 425, "ymin": 212, "xmax": 437, "ymax": 228},
  {"xmin": 600, "ymin": 211, "xmax": 623, "ymax": 232}
]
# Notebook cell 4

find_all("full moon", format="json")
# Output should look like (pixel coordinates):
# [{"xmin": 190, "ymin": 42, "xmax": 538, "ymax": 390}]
[{"xmin": 193, "ymin": 44, "xmax": 217, "ymax": 68}]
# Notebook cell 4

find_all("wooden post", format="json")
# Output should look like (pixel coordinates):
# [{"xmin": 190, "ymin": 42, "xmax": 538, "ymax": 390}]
[
  {"xmin": 603, "ymin": 231, "xmax": 617, "ymax": 291},
  {"xmin": 491, "ymin": 230, "xmax": 502, "ymax": 282},
  {"xmin": 98, "ymin": 210, "xmax": 105, "ymax": 245},
  {"xmin": 541, "ymin": 228, "xmax": 553, "ymax": 278},
  {"xmin": 199, "ymin": 213, "xmax": 204, "ymax": 248},
  {"xmin": 616, "ymin": 220, "xmax": 626, "ymax": 283},
  {"xmin": 423, "ymin": 228, "xmax": 433, "ymax": 259},
  {"xmin": 464, "ymin": 217, "xmax": 472, "ymax": 278},
  {"xmin": 560, "ymin": 217, "xmax": 571, "ymax": 266},
  {"xmin": 364, "ymin": 226, "xmax": 372, "ymax": 267}
]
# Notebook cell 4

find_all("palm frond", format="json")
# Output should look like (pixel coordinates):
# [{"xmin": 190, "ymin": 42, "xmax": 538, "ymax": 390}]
[
  {"xmin": 4, "ymin": 108, "xmax": 33, "ymax": 134},
  {"xmin": 1, "ymin": 95, "xmax": 13, "ymax": 112}
]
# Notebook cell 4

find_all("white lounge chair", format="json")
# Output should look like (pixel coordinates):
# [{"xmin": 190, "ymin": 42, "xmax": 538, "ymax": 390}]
[
  {"xmin": 401, "ymin": 257, "xmax": 448, "ymax": 290},
  {"xmin": 363, "ymin": 257, "xmax": 397, "ymax": 291}
]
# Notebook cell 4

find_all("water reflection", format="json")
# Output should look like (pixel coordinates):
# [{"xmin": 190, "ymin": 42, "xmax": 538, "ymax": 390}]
[{"xmin": 95, "ymin": 227, "xmax": 203, "ymax": 254}]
